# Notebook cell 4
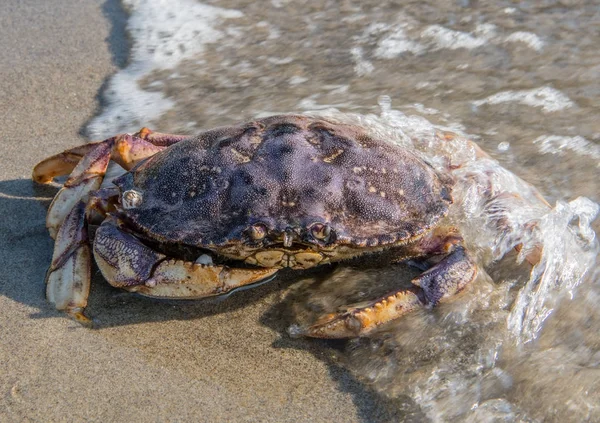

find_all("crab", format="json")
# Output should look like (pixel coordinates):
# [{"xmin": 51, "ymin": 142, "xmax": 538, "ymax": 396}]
[{"xmin": 33, "ymin": 115, "xmax": 477, "ymax": 338}]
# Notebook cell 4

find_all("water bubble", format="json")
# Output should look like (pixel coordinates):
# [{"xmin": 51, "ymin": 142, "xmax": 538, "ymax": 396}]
[{"xmin": 497, "ymin": 141, "xmax": 510, "ymax": 151}]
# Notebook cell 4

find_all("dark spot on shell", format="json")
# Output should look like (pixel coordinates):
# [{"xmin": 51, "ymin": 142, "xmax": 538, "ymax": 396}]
[
  {"xmin": 279, "ymin": 144, "xmax": 295, "ymax": 155},
  {"xmin": 268, "ymin": 123, "xmax": 301, "ymax": 137},
  {"xmin": 303, "ymin": 187, "xmax": 317, "ymax": 198},
  {"xmin": 345, "ymin": 176, "xmax": 364, "ymax": 191}
]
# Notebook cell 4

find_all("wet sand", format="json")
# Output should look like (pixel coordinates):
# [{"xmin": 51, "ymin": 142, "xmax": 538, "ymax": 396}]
[{"xmin": 0, "ymin": 2, "xmax": 394, "ymax": 422}]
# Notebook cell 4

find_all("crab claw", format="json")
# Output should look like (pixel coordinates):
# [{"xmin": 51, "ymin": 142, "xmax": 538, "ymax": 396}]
[
  {"xmin": 294, "ymin": 246, "xmax": 477, "ymax": 339},
  {"xmin": 126, "ymin": 260, "xmax": 278, "ymax": 299},
  {"xmin": 93, "ymin": 219, "xmax": 278, "ymax": 301},
  {"xmin": 292, "ymin": 289, "xmax": 424, "ymax": 339}
]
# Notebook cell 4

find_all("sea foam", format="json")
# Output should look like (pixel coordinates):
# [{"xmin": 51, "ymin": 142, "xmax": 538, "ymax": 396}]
[{"xmin": 87, "ymin": 0, "xmax": 242, "ymax": 139}]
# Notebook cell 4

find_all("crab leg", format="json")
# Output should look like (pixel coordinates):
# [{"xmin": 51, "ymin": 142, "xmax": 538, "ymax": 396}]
[
  {"xmin": 45, "ymin": 200, "xmax": 93, "ymax": 324},
  {"xmin": 44, "ymin": 187, "xmax": 122, "ymax": 324},
  {"xmin": 300, "ymin": 247, "xmax": 477, "ymax": 338},
  {"xmin": 38, "ymin": 139, "xmax": 114, "ymax": 239},
  {"xmin": 131, "ymin": 127, "xmax": 192, "ymax": 147},
  {"xmin": 93, "ymin": 219, "xmax": 278, "ymax": 300},
  {"xmin": 32, "ymin": 141, "xmax": 107, "ymax": 184},
  {"xmin": 33, "ymin": 129, "xmax": 191, "ymax": 238}
]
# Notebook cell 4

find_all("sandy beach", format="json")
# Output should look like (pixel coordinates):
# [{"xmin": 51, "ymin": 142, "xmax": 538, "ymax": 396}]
[
  {"xmin": 0, "ymin": 2, "xmax": 395, "ymax": 422},
  {"xmin": 3, "ymin": 1, "xmax": 599, "ymax": 421}
]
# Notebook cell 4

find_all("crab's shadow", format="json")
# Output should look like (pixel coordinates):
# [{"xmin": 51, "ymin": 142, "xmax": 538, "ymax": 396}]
[
  {"xmin": 0, "ymin": 179, "xmax": 58, "ymax": 317},
  {"xmin": 259, "ymin": 268, "xmax": 428, "ymax": 423}
]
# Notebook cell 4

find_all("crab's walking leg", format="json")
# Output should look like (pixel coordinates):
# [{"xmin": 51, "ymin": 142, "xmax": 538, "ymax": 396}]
[
  {"xmin": 32, "ymin": 142, "xmax": 107, "ymax": 184},
  {"xmin": 132, "ymin": 127, "xmax": 192, "ymax": 147},
  {"xmin": 38, "ymin": 140, "xmax": 114, "ymax": 239},
  {"xmin": 34, "ymin": 130, "xmax": 192, "ymax": 321},
  {"xmin": 93, "ymin": 219, "xmax": 278, "ymax": 300},
  {"xmin": 33, "ymin": 130, "xmax": 192, "ymax": 239},
  {"xmin": 44, "ymin": 188, "xmax": 120, "ymax": 324},
  {"xmin": 32, "ymin": 129, "xmax": 190, "ymax": 183},
  {"xmin": 45, "ymin": 201, "xmax": 92, "ymax": 324},
  {"xmin": 301, "ymin": 247, "xmax": 477, "ymax": 338}
]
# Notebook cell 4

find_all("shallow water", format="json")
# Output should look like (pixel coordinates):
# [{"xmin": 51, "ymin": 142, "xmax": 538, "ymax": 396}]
[{"xmin": 90, "ymin": 1, "xmax": 599, "ymax": 421}]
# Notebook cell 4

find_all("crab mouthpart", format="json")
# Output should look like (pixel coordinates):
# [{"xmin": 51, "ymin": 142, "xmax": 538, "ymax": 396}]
[
  {"xmin": 244, "ymin": 249, "xmax": 323, "ymax": 269},
  {"xmin": 283, "ymin": 231, "xmax": 294, "ymax": 247}
]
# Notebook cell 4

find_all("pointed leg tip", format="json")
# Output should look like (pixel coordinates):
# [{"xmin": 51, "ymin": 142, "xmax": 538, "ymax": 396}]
[
  {"xmin": 134, "ymin": 127, "xmax": 152, "ymax": 138},
  {"xmin": 298, "ymin": 313, "xmax": 363, "ymax": 339},
  {"xmin": 32, "ymin": 173, "xmax": 52, "ymax": 184},
  {"xmin": 66, "ymin": 307, "xmax": 93, "ymax": 328}
]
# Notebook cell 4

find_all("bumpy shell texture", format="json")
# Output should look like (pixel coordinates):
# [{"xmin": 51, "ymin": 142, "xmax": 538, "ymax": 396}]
[{"xmin": 114, "ymin": 115, "xmax": 453, "ymax": 248}]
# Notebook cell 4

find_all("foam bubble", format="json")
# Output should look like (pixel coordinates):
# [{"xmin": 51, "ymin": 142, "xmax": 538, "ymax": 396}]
[
  {"xmin": 374, "ymin": 26, "xmax": 424, "ymax": 58},
  {"xmin": 421, "ymin": 24, "xmax": 495, "ymax": 50},
  {"xmin": 350, "ymin": 47, "xmax": 375, "ymax": 76},
  {"xmin": 472, "ymin": 86, "xmax": 575, "ymax": 113},
  {"xmin": 505, "ymin": 31, "xmax": 544, "ymax": 51},
  {"xmin": 534, "ymin": 135, "xmax": 600, "ymax": 165}
]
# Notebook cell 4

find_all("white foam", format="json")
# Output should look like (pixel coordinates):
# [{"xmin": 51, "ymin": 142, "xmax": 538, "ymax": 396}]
[
  {"xmin": 472, "ymin": 86, "xmax": 575, "ymax": 113},
  {"xmin": 421, "ymin": 24, "xmax": 495, "ymax": 50},
  {"xmin": 534, "ymin": 135, "xmax": 600, "ymax": 165},
  {"xmin": 506, "ymin": 197, "xmax": 600, "ymax": 342},
  {"xmin": 351, "ymin": 19, "xmax": 544, "ymax": 77},
  {"xmin": 296, "ymin": 94, "xmax": 354, "ymax": 111},
  {"xmin": 497, "ymin": 141, "xmax": 510, "ymax": 151},
  {"xmin": 374, "ymin": 25, "xmax": 424, "ymax": 58},
  {"xmin": 403, "ymin": 103, "xmax": 440, "ymax": 115},
  {"xmin": 350, "ymin": 47, "xmax": 374, "ymax": 76},
  {"xmin": 505, "ymin": 31, "xmax": 544, "ymax": 51},
  {"xmin": 87, "ymin": 0, "xmax": 243, "ymax": 138},
  {"xmin": 288, "ymin": 76, "xmax": 309, "ymax": 86}
]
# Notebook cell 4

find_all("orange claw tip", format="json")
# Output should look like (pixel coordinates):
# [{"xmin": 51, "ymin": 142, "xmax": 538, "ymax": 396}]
[
  {"xmin": 66, "ymin": 307, "xmax": 93, "ymax": 328},
  {"xmin": 135, "ymin": 127, "xmax": 152, "ymax": 139},
  {"xmin": 32, "ymin": 165, "xmax": 53, "ymax": 184},
  {"xmin": 299, "ymin": 313, "xmax": 365, "ymax": 339}
]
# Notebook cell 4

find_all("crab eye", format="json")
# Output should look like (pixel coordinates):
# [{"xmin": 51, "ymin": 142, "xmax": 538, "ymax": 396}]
[
  {"xmin": 310, "ymin": 223, "xmax": 331, "ymax": 241},
  {"xmin": 247, "ymin": 223, "xmax": 267, "ymax": 241},
  {"xmin": 122, "ymin": 189, "xmax": 143, "ymax": 209}
]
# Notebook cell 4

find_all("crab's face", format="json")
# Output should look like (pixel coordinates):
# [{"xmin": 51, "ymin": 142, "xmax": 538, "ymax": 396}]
[{"xmin": 213, "ymin": 223, "xmax": 373, "ymax": 269}]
